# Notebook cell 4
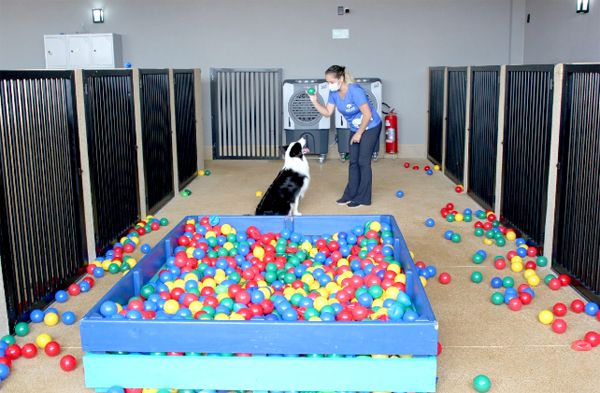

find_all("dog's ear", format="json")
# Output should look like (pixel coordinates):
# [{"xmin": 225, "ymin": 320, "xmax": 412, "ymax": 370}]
[
  {"xmin": 280, "ymin": 145, "xmax": 289, "ymax": 157},
  {"xmin": 289, "ymin": 142, "xmax": 302, "ymax": 158}
]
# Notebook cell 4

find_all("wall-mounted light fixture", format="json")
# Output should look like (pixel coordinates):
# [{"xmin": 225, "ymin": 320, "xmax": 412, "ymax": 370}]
[
  {"xmin": 576, "ymin": 0, "xmax": 590, "ymax": 13},
  {"xmin": 92, "ymin": 8, "xmax": 104, "ymax": 23}
]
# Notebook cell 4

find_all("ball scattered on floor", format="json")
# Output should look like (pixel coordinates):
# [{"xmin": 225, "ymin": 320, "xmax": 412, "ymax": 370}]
[
  {"xmin": 473, "ymin": 374, "xmax": 492, "ymax": 392},
  {"xmin": 59, "ymin": 354, "xmax": 77, "ymax": 372}
]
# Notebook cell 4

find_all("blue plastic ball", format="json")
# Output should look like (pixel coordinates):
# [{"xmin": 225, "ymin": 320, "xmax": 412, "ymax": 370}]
[
  {"xmin": 425, "ymin": 218, "xmax": 435, "ymax": 227},
  {"xmin": 516, "ymin": 247, "xmax": 527, "ymax": 257},
  {"xmin": 0, "ymin": 363, "xmax": 10, "ymax": 381},
  {"xmin": 61, "ymin": 311, "xmax": 77, "ymax": 325},
  {"xmin": 426, "ymin": 169, "xmax": 433, "ymax": 175},
  {"xmin": 402, "ymin": 310, "xmax": 419, "ymax": 322},
  {"xmin": 444, "ymin": 230, "xmax": 454, "ymax": 240},
  {"xmin": 426, "ymin": 265, "xmax": 437, "ymax": 278},
  {"xmin": 55, "ymin": 290, "xmax": 69, "ymax": 303},
  {"xmin": 396, "ymin": 190, "xmax": 405, "ymax": 198},
  {"xmin": 141, "ymin": 244, "xmax": 152, "ymax": 254},
  {"xmin": 490, "ymin": 277, "xmax": 503, "ymax": 289},
  {"xmin": 30, "ymin": 309, "xmax": 44, "ymax": 323},
  {"xmin": 79, "ymin": 281, "xmax": 91, "ymax": 292},
  {"xmin": 584, "ymin": 302, "xmax": 599, "ymax": 316},
  {"xmin": 107, "ymin": 387, "xmax": 125, "ymax": 393},
  {"xmin": 45, "ymin": 307, "xmax": 59, "ymax": 315},
  {"xmin": 100, "ymin": 301, "xmax": 118, "ymax": 317},
  {"xmin": 476, "ymin": 250, "xmax": 487, "ymax": 259},
  {"xmin": 93, "ymin": 267, "xmax": 105, "ymax": 278}
]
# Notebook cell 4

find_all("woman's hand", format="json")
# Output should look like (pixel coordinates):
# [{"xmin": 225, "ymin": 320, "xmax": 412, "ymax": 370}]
[
  {"xmin": 351, "ymin": 132, "xmax": 363, "ymax": 144},
  {"xmin": 308, "ymin": 85, "xmax": 318, "ymax": 104}
]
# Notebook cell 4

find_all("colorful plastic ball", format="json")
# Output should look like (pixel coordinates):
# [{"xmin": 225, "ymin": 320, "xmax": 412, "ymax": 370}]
[
  {"xmin": 44, "ymin": 341, "xmax": 61, "ymax": 357},
  {"xmin": 425, "ymin": 218, "xmax": 435, "ymax": 227},
  {"xmin": 403, "ymin": 162, "xmax": 410, "ymax": 168},
  {"xmin": 519, "ymin": 291, "xmax": 533, "ymax": 305},
  {"xmin": 44, "ymin": 312, "xmax": 59, "ymax": 327},
  {"xmin": 100, "ymin": 301, "xmax": 118, "ymax": 317},
  {"xmin": 59, "ymin": 354, "xmax": 77, "ymax": 371},
  {"xmin": 490, "ymin": 277, "xmax": 503, "ymax": 289},
  {"xmin": 446, "ymin": 214, "xmax": 455, "ymax": 223},
  {"xmin": 584, "ymin": 302, "xmax": 599, "ymax": 316},
  {"xmin": 455, "ymin": 185, "xmax": 463, "ymax": 193},
  {"xmin": 107, "ymin": 387, "xmax": 125, "ymax": 393},
  {"xmin": 5, "ymin": 344, "xmax": 21, "ymax": 360},
  {"xmin": 494, "ymin": 259, "xmax": 506, "ymax": 270},
  {"xmin": 141, "ymin": 244, "xmax": 152, "ymax": 254},
  {"xmin": 395, "ymin": 190, "xmax": 405, "ymax": 198},
  {"xmin": 434, "ymin": 164, "xmax": 440, "ymax": 171},
  {"xmin": 473, "ymin": 374, "xmax": 492, "ymax": 392},
  {"xmin": 0, "ymin": 363, "xmax": 10, "ymax": 381},
  {"xmin": 552, "ymin": 302, "xmax": 568, "ymax": 317},
  {"xmin": 426, "ymin": 169, "xmax": 433, "ymax": 175},
  {"xmin": 571, "ymin": 299, "xmax": 585, "ymax": 313},
  {"xmin": 474, "ymin": 228, "xmax": 484, "ymax": 237},
  {"xmin": 67, "ymin": 283, "xmax": 81, "ymax": 296},
  {"xmin": 204, "ymin": 169, "xmax": 212, "ymax": 176},
  {"xmin": 506, "ymin": 231, "xmax": 517, "ymax": 241},
  {"xmin": 558, "ymin": 274, "xmax": 571, "ymax": 287},
  {"xmin": 472, "ymin": 253, "xmax": 484, "ymax": 264},
  {"xmin": 444, "ymin": 230, "xmax": 454, "ymax": 240},
  {"xmin": 584, "ymin": 331, "xmax": 600, "ymax": 347},
  {"xmin": 508, "ymin": 297, "xmax": 522, "ymax": 311},
  {"xmin": 451, "ymin": 233, "xmax": 461, "ymax": 243},
  {"xmin": 79, "ymin": 281, "xmax": 91, "ymax": 292},
  {"xmin": 551, "ymin": 319, "xmax": 568, "ymax": 334},
  {"xmin": 538, "ymin": 310, "xmax": 554, "ymax": 325},
  {"xmin": 491, "ymin": 292, "xmax": 504, "ymax": 305},
  {"xmin": 510, "ymin": 262, "xmax": 524, "ymax": 273},
  {"xmin": 14, "ymin": 322, "xmax": 29, "ymax": 337},
  {"xmin": 548, "ymin": 278, "xmax": 562, "ymax": 291},
  {"xmin": 438, "ymin": 272, "xmax": 452, "ymax": 285},
  {"xmin": 35, "ymin": 333, "xmax": 52, "ymax": 349},
  {"xmin": 21, "ymin": 343, "xmax": 38, "ymax": 359},
  {"xmin": 502, "ymin": 276, "xmax": 514, "ymax": 288},
  {"xmin": 1, "ymin": 335, "xmax": 15, "ymax": 346},
  {"xmin": 30, "ymin": 309, "xmax": 44, "ymax": 323},
  {"xmin": 61, "ymin": 311, "xmax": 76, "ymax": 326},
  {"xmin": 54, "ymin": 290, "xmax": 69, "ymax": 303},
  {"xmin": 471, "ymin": 271, "xmax": 483, "ymax": 283},
  {"xmin": 536, "ymin": 256, "xmax": 548, "ymax": 267}
]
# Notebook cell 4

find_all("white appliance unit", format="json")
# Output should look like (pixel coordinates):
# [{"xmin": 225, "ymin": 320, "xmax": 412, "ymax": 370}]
[
  {"xmin": 283, "ymin": 79, "xmax": 331, "ymax": 163},
  {"xmin": 335, "ymin": 78, "xmax": 383, "ymax": 161},
  {"xmin": 44, "ymin": 33, "xmax": 122, "ymax": 69}
]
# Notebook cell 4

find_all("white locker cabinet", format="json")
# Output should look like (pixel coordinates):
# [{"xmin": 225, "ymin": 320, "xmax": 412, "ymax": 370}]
[{"xmin": 44, "ymin": 33, "xmax": 122, "ymax": 69}]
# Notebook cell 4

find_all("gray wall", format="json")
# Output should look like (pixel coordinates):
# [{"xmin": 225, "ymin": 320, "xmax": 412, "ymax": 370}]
[
  {"xmin": 525, "ymin": 0, "xmax": 600, "ymax": 64},
  {"xmin": 0, "ymin": 0, "xmax": 525, "ymax": 153}
]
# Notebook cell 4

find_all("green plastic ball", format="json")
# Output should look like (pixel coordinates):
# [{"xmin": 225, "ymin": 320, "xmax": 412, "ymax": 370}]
[
  {"xmin": 536, "ymin": 256, "xmax": 548, "ymax": 267},
  {"xmin": 496, "ymin": 237, "xmax": 506, "ymax": 247},
  {"xmin": 464, "ymin": 215, "xmax": 473, "ymax": 222},
  {"xmin": 544, "ymin": 274, "xmax": 556, "ymax": 285},
  {"xmin": 485, "ymin": 230, "xmax": 496, "ymax": 239},
  {"xmin": 204, "ymin": 169, "xmax": 212, "ymax": 176},
  {"xmin": 307, "ymin": 87, "xmax": 315, "ymax": 95},
  {"xmin": 1, "ymin": 335, "xmax": 15, "ymax": 345},
  {"xmin": 471, "ymin": 271, "xmax": 483, "ymax": 283},
  {"xmin": 140, "ymin": 284, "xmax": 155, "ymax": 298},
  {"xmin": 451, "ymin": 233, "xmax": 461, "ymax": 243},
  {"xmin": 15, "ymin": 322, "xmax": 29, "ymax": 337},
  {"xmin": 159, "ymin": 217, "xmax": 169, "ymax": 226},
  {"xmin": 474, "ymin": 228, "xmax": 484, "ymax": 237},
  {"xmin": 473, "ymin": 374, "xmax": 492, "ymax": 392},
  {"xmin": 446, "ymin": 214, "xmax": 456, "ymax": 223},
  {"xmin": 502, "ymin": 276, "xmax": 515, "ymax": 288},
  {"xmin": 476, "ymin": 211, "xmax": 487, "ymax": 219},
  {"xmin": 491, "ymin": 292, "xmax": 504, "ymax": 305},
  {"xmin": 368, "ymin": 285, "xmax": 384, "ymax": 299},
  {"xmin": 108, "ymin": 263, "xmax": 120, "ymax": 274},
  {"xmin": 120, "ymin": 261, "xmax": 131, "ymax": 272},
  {"xmin": 472, "ymin": 253, "xmax": 485, "ymax": 264}
]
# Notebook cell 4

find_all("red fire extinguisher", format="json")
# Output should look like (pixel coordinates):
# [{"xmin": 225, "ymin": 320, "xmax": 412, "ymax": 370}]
[{"xmin": 383, "ymin": 102, "xmax": 398, "ymax": 154}]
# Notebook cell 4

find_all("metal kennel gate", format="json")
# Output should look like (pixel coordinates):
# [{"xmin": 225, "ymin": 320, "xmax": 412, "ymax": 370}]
[
  {"xmin": 0, "ymin": 71, "xmax": 87, "ymax": 330},
  {"xmin": 138, "ymin": 70, "xmax": 174, "ymax": 213},
  {"xmin": 501, "ymin": 65, "xmax": 554, "ymax": 246},
  {"xmin": 553, "ymin": 65, "xmax": 600, "ymax": 300},
  {"xmin": 211, "ymin": 68, "xmax": 283, "ymax": 159},
  {"xmin": 467, "ymin": 66, "xmax": 500, "ymax": 210},
  {"xmin": 427, "ymin": 67, "xmax": 445, "ymax": 166},
  {"xmin": 173, "ymin": 70, "xmax": 197, "ymax": 190},
  {"xmin": 82, "ymin": 70, "xmax": 140, "ymax": 254},
  {"xmin": 444, "ymin": 67, "xmax": 467, "ymax": 184}
]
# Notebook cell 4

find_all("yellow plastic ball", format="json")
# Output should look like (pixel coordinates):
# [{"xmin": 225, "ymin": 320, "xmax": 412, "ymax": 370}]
[
  {"xmin": 198, "ymin": 170, "xmax": 205, "ymax": 176},
  {"xmin": 388, "ymin": 264, "xmax": 401, "ymax": 274},
  {"xmin": 538, "ymin": 310, "xmax": 554, "ymax": 325},
  {"xmin": 369, "ymin": 221, "xmax": 382, "ymax": 232},
  {"xmin": 372, "ymin": 299, "xmax": 384, "ymax": 308},
  {"xmin": 434, "ymin": 164, "xmax": 440, "ymax": 171},
  {"xmin": 527, "ymin": 275, "xmax": 541, "ymax": 287},
  {"xmin": 420, "ymin": 276, "xmax": 428, "ymax": 287},
  {"xmin": 523, "ymin": 269, "xmax": 536, "ymax": 280},
  {"xmin": 44, "ymin": 312, "xmax": 59, "ymax": 327},
  {"xmin": 35, "ymin": 333, "xmax": 52, "ymax": 349},
  {"xmin": 258, "ymin": 287, "xmax": 272, "ymax": 299},
  {"xmin": 314, "ymin": 297, "xmax": 328, "ymax": 311},
  {"xmin": 385, "ymin": 286, "xmax": 400, "ymax": 300},
  {"xmin": 214, "ymin": 313, "xmax": 229, "ymax": 320},
  {"xmin": 511, "ymin": 255, "xmax": 523, "ymax": 264},
  {"xmin": 203, "ymin": 278, "xmax": 216, "ymax": 288},
  {"xmin": 253, "ymin": 246, "xmax": 265, "ymax": 259},
  {"xmin": 255, "ymin": 191, "xmax": 263, "ymax": 197},
  {"xmin": 205, "ymin": 230, "xmax": 216, "ymax": 238},
  {"xmin": 410, "ymin": 251, "xmax": 415, "ymax": 259},
  {"xmin": 230, "ymin": 313, "xmax": 245, "ymax": 321},
  {"xmin": 511, "ymin": 262, "xmax": 524, "ymax": 273},
  {"xmin": 455, "ymin": 213, "xmax": 464, "ymax": 222},
  {"xmin": 506, "ymin": 231, "xmax": 517, "ymax": 241},
  {"xmin": 223, "ymin": 242, "xmax": 234, "ymax": 251},
  {"xmin": 483, "ymin": 238, "xmax": 494, "ymax": 246},
  {"xmin": 164, "ymin": 299, "xmax": 180, "ymax": 314},
  {"xmin": 395, "ymin": 274, "xmax": 407, "ymax": 284},
  {"xmin": 189, "ymin": 301, "xmax": 203, "ymax": 315},
  {"xmin": 221, "ymin": 223, "xmax": 232, "ymax": 235}
]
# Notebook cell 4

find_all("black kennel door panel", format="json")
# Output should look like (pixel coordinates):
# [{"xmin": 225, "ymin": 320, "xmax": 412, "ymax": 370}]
[
  {"xmin": 0, "ymin": 71, "xmax": 87, "ymax": 329},
  {"xmin": 468, "ymin": 67, "xmax": 500, "ymax": 210},
  {"xmin": 83, "ymin": 70, "xmax": 140, "ymax": 253},
  {"xmin": 211, "ymin": 68, "xmax": 283, "ymax": 159},
  {"xmin": 427, "ymin": 67, "xmax": 445, "ymax": 166},
  {"xmin": 444, "ymin": 67, "xmax": 467, "ymax": 184},
  {"xmin": 174, "ymin": 70, "xmax": 197, "ymax": 190},
  {"xmin": 139, "ymin": 69, "xmax": 174, "ymax": 214},
  {"xmin": 501, "ymin": 65, "xmax": 554, "ymax": 246},
  {"xmin": 553, "ymin": 65, "xmax": 600, "ymax": 299}
]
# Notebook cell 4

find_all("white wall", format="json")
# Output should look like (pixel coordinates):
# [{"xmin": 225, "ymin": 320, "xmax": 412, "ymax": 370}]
[
  {"xmin": 0, "ymin": 0, "xmax": 526, "ymax": 155},
  {"xmin": 525, "ymin": 0, "xmax": 600, "ymax": 63}
]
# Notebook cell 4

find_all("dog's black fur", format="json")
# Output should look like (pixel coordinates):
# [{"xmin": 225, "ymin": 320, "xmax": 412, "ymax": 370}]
[{"xmin": 255, "ymin": 142, "xmax": 308, "ymax": 216}]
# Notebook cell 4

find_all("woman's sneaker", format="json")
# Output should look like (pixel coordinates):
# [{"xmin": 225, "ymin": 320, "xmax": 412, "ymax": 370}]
[
  {"xmin": 347, "ymin": 202, "xmax": 362, "ymax": 208},
  {"xmin": 336, "ymin": 198, "xmax": 351, "ymax": 205}
]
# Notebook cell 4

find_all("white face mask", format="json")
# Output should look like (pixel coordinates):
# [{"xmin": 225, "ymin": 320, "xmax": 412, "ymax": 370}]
[{"xmin": 328, "ymin": 81, "xmax": 341, "ymax": 92}]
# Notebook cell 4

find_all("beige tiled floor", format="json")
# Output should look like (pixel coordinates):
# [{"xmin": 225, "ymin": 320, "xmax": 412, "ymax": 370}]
[{"xmin": 2, "ymin": 158, "xmax": 599, "ymax": 392}]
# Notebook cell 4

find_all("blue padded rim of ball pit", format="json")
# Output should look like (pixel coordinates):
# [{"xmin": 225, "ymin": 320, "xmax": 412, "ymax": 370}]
[
  {"xmin": 84, "ymin": 353, "xmax": 437, "ymax": 392},
  {"xmin": 81, "ymin": 215, "xmax": 438, "ymax": 356}
]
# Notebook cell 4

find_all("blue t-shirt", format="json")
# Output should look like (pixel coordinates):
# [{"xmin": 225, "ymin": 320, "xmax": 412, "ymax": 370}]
[{"xmin": 328, "ymin": 83, "xmax": 382, "ymax": 132}]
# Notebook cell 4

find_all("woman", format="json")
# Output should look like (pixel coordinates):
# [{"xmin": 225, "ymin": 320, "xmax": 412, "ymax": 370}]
[{"xmin": 309, "ymin": 65, "xmax": 382, "ymax": 208}]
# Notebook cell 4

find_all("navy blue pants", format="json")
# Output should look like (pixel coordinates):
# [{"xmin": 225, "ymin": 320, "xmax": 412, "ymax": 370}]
[{"xmin": 341, "ymin": 124, "xmax": 382, "ymax": 205}]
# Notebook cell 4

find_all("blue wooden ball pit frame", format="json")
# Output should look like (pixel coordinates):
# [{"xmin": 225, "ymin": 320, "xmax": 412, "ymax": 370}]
[{"xmin": 80, "ymin": 215, "xmax": 438, "ymax": 392}]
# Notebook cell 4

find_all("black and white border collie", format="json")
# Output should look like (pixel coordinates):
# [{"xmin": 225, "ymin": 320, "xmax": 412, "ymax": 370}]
[{"xmin": 255, "ymin": 137, "xmax": 310, "ymax": 216}]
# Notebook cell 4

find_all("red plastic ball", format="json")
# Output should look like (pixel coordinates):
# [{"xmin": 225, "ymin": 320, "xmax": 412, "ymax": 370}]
[
  {"xmin": 21, "ymin": 343, "xmax": 38, "ymax": 359},
  {"xmin": 548, "ymin": 278, "xmax": 562, "ymax": 291},
  {"xmin": 571, "ymin": 299, "xmax": 585, "ymax": 313},
  {"xmin": 494, "ymin": 259, "xmax": 507, "ymax": 270},
  {"xmin": 123, "ymin": 243, "xmax": 135, "ymax": 253},
  {"xmin": 125, "ymin": 389, "xmax": 144, "ymax": 393},
  {"xmin": 558, "ymin": 274, "xmax": 571, "ymax": 287},
  {"xmin": 551, "ymin": 319, "xmax": 568, "ymax": 334},
  {"xmin": 403, "ymin": 162, "xmax": 410, "ymax": 168},
  {"xmin": 83, "ymin": 276, "xmax": 95, "ymax": 288},
  {"xmin": 584, "ymin": 331, "xmax": 600, "ymax": 347},
  {"xmin": 59, "ymin": 354, "xmax": 77, "ymax": 371},
  {"xmin": 487, "ymin": 214, "xmax": 496, "ymax": 222},
  {"xmin": 413, "ymin": 165, "xmax": 420, "ymax": 170},
  {"xmin": 524, "ymin": 261, "xmax": 537, "ymax": 270},
  {"xmin": 438, "ymin": 272, "xmax": 452, "ymax": 285},
  {"xmin": 454, "ymin": 186, "xmax": 463, "ymax": 193},
  {"xmin": 0, "ymin": 356, "xmax": 12, "ymax": 369},
  {"xmin": 508, "ymin": 297, "xmax": 522, "ymax": 311},
  {"xmin": 68, "ymin": 283, "xmax": 81, "ymax": 296},
  {"xmin": 6, "ymin": 344, "xmax": 21, "ymax": 360},
  {"xmin": 86, "ymin": 264, "xmax": 96, "ymax": 275},
  {"xmin": 518, "ymin": 292, "xmax": 532, "ymax": 305},
  {"xmin": 424, "ymin": 166, "xmax": 431, "ymax": 171},
  {"xmin": 437, "ymin": 342, "xmax": 442, "ymax": 355},
  {"xmin": 526, "ymin": 247, "xmax": 538, "ymax": 257},
  {"xmin": 446, "ymin": 203, "xmax": 454, "ymax": 210},
  {"xmin": 553, "ymin": 302, "xmax": 568, "ymax": 317}
]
